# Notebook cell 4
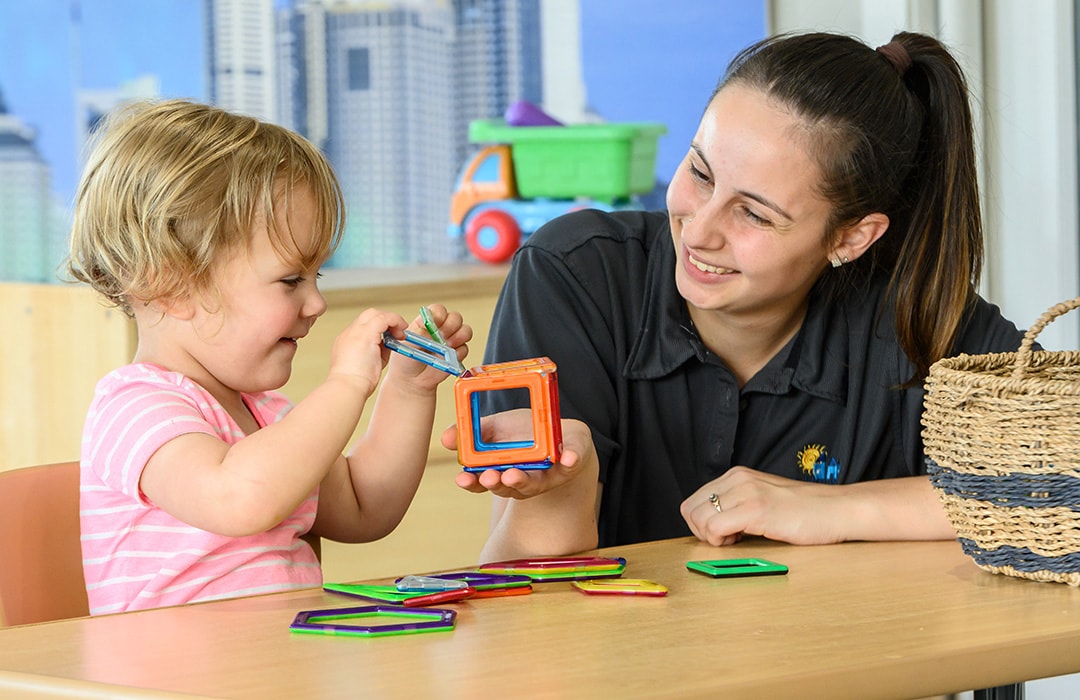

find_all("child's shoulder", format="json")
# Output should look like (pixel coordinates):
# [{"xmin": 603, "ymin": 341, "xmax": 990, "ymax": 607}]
[{"xmin": 96, "ymin": 363, "xmax": 202, "ymax": 396}]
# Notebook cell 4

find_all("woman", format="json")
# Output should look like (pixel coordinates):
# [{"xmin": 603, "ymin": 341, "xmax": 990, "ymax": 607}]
[{"xmin": 444, "ymin": 31, "xmax": 1026, "ymax": 560}]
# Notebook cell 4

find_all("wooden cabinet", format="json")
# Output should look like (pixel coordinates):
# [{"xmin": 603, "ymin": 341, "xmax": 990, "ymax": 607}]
[{"xmin": 2, "ymin": 282, "xmax": 136, "ymax": 471}]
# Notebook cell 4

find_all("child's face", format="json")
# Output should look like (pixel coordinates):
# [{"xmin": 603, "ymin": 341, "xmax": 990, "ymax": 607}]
[{"xmin": 184, "ymin": 186, "xmax": 329, "ymax": 397}]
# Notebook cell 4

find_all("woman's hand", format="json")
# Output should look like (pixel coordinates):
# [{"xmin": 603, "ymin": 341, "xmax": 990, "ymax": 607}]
[
  {"xmin": 443, "ymin": 409, "xmax": 595, "ymax": 499},
  {"xmin": 681, "ymin": 466, "xmax": 846, "ymax": 546},
  {"xmin": 444, "ymin": 408, "xmax": 601, "ymax": 558},
  {"xmin": 681, "ymin": 467, "xmax": 953, "ymax": 546}
]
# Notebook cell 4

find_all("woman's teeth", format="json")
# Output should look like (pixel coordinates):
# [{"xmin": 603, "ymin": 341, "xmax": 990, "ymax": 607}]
[{"xmin": 689, "ymin": 255, "xmax": 735, "ymax": 274}]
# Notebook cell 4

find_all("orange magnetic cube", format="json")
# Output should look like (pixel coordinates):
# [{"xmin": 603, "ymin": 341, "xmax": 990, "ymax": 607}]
[{"xmin": 454, "ymin": 357, "xmax": 562, "ymax": 472}]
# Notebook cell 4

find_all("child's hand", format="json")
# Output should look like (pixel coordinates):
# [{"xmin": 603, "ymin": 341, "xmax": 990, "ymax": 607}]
[
  {"xmin": 387, "ymin": 304, "xmax": 472, "ymax": 389},
  {"xmin": 444, "ymin": 410, "xmax": 595, "ymax": 499},
  {"xmin": 328, "ymin": 308, "xmax": 409, "ymax": 397}
]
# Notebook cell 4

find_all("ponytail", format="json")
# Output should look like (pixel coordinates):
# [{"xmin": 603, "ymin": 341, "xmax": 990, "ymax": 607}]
[{"xmin": 883, "ymin": 32, "xmax": 982, "ymax": 383}]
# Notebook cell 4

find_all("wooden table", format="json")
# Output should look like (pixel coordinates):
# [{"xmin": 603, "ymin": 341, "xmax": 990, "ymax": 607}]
[{"xmin": 1, "ymin": 537, "xmax": 1079, "ymax": 699}]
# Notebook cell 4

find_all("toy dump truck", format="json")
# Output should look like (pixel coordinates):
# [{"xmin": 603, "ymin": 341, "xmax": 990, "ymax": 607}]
[{"xmin": 448, "ymin": 119, "xmax": 666, "ymax": 263}]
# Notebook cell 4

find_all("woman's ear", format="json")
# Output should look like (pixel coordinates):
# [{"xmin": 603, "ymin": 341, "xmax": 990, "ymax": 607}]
[{"xmin": 830, "ymin": 212, "xmax": 890, "ymax": 265}]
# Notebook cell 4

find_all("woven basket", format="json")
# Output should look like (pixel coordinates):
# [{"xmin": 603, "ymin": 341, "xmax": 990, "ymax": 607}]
[{"xmin": 923, "ymin": 297, "xmax": 1080, "ymax": 585}]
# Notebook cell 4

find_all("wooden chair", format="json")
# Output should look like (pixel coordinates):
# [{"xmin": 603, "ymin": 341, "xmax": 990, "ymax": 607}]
[{"xmin": 0, "ymin": 461, "xmax": 89, "ymax": 626}]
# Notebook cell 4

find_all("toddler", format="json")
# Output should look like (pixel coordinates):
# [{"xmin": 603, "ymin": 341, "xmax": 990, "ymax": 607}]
[{"xmin": 66, "ymin": 99, "xmax": 470, "ymax": 614}]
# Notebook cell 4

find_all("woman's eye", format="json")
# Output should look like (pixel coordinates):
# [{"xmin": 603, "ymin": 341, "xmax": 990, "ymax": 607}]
[
  {"xmin": 741, "ymin": 207, "xmax": 770, "ymax": 226},
  {"xmin": 688, "ymin": 162, "xmax": 711, "ymax": 183}
]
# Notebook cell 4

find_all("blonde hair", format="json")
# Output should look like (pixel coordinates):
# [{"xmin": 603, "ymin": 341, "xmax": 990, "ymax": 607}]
[{"xmin": 66, "ymin": 98, "xmax": 345, "ymax": 315}]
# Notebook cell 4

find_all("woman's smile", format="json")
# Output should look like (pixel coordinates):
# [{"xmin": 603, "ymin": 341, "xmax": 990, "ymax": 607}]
[{"xmin": 687, "ymin": 252, "xmax": 737, "ymax": 275}]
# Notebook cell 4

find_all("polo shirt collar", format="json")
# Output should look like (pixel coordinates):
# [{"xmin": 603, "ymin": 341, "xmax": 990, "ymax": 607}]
[
  {"xmin": 624, "ymin": 224, "xmax": 699, "ymax": 379},
  {"xmin": 623, "ymin": 229, "xmax": 848, "ymax": 405},
  {"xmin": 788, "ymin": 287, "xmax": 849, "ymax": 404}
]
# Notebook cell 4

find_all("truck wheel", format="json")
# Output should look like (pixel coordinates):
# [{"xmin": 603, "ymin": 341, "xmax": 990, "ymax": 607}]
[{"xmin": 465, "ymin": 210, "xmax": 521, "ymax": 264}]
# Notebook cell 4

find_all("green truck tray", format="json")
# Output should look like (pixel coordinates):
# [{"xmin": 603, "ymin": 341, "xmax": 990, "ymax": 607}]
[{"xmin": 468, "ymin": 119, "xmax": 667, "ymax": 201}]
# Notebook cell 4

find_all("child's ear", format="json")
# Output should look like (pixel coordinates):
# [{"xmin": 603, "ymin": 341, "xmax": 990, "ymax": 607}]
[
  {"xmin": 829, "ymin": 212, "xmax": 890, "ymax": 265},
  {"xmin": 157, "ymin": 293, "xmax": 197, "ymax": 321}
]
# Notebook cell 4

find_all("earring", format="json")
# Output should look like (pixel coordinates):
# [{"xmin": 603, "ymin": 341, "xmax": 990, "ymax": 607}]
[{"xmin": 830, "ymin": 255, "xmax": 849, "ymax": 268}]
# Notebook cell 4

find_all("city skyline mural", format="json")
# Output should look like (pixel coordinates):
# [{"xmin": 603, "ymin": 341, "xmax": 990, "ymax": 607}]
[{"xmin": 0, "ymin": 0, "xmax": 764, "ymax": 282}]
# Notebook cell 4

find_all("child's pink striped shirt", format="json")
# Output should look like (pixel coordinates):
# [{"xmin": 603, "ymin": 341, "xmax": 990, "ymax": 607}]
[{"xmin": 80, "ymin": 364, "xmax": 321, "ymax": 615}]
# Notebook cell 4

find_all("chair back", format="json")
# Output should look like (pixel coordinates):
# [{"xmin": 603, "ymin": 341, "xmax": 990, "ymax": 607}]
[{"xmin": 0, "ymin": 461, "xmax": 89, "ymax": 626}]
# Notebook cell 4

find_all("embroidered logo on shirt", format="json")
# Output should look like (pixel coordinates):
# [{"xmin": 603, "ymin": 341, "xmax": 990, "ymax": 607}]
[{"xmin": 797, "ymin": 443, "xmax": 840, "ymax": 484}]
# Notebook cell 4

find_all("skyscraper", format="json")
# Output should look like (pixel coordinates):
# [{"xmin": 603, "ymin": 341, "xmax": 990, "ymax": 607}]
[
  {"xmin": 320, "ymin": 1, "xmax": 458, "ymax": 267},
  {"xmin": 537, "ymin": 0, "xmax": 587, "ymax": 124},
  {"xmin": 451, "ymin": 0, "xmax": 542, "ymax": 200},
  {"xmin": 206, "ymin": 0, "xmax": 278, "ymax": 120},
  {"xmin": 0, "ymin": 88, "xmax": 57, "ymax": 283}
]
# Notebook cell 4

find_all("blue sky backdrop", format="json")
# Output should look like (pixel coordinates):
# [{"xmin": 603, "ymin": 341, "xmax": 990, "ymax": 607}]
[
  {"xmin": 580, "ymin": 0, "xmax": 765, "ymax": 182},
  {"xmin": 0, "ymin": 0, "xmax": 763, "ymax": 206},
  {"xmin": 0, "ymin": 1, "xmax": 204, "ymax": 203}
]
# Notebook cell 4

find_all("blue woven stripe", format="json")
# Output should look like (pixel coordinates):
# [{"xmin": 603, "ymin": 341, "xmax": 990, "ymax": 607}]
[
  {"xmin": 926, "ymin": 458, "xmax": 1080, "ymax": 511},
  {"xmin": 958, "ymin": 538, "xmax": 1080, "ymax": 573}
]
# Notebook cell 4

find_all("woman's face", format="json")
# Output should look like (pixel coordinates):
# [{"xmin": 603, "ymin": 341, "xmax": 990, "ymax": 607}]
[{"xmin": 666, "ymin": 83, "xmax": 835, "ymax": 325}]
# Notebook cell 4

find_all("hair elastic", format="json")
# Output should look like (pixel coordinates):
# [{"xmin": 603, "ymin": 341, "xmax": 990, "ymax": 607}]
[{"xmin": 876, "ymin": 40, "xmax": 912, "ymax": 76}]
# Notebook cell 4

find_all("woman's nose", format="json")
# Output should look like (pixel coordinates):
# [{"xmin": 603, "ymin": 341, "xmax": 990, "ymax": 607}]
[{"xmin": 682, "ymin": 209, "xmax": 724, "ymax": 245}]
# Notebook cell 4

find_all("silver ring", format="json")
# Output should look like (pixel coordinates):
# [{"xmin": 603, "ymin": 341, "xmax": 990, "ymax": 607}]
[{"xmin": 708, "ymin": 492, "xmax": 722, "ymax": 513}]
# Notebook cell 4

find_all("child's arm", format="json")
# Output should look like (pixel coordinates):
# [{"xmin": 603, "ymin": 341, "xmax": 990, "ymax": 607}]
[
  {"xmin": 138, "ymin": 308, "xmax": 410, "ymax": 537},
  {"xmin": 311, "ymin": 305, "xmax": 473, "ymax": 542}
]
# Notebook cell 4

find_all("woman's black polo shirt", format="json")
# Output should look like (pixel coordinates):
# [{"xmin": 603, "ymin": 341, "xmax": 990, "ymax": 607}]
[{"xmin": 482, "ymin": 209, "xmax": 1026, "ymax": 547}]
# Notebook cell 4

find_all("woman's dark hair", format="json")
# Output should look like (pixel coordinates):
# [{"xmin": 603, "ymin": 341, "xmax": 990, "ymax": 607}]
[{"xmin": 717, "ymin": 31, "xmax": 982, "ymax": 383}]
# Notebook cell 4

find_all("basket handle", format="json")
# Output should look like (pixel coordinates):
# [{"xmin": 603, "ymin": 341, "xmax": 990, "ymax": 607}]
[{"xmin": 1012, "ymin": 296, "xmax": 1080, "ymax": 378}]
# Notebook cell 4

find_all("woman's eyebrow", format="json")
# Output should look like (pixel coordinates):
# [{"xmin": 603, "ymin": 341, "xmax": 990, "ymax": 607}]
[
  {"xmin": 690, "ymin": 143, "xmax": 711, "ymax": 172},
  {"xmin": 735, "ymin": 189, "xmax": 793, "ymax": 221},
  {"xmin": 690, "ymin": 143, "xmax": 793, "ymax": 221}
]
